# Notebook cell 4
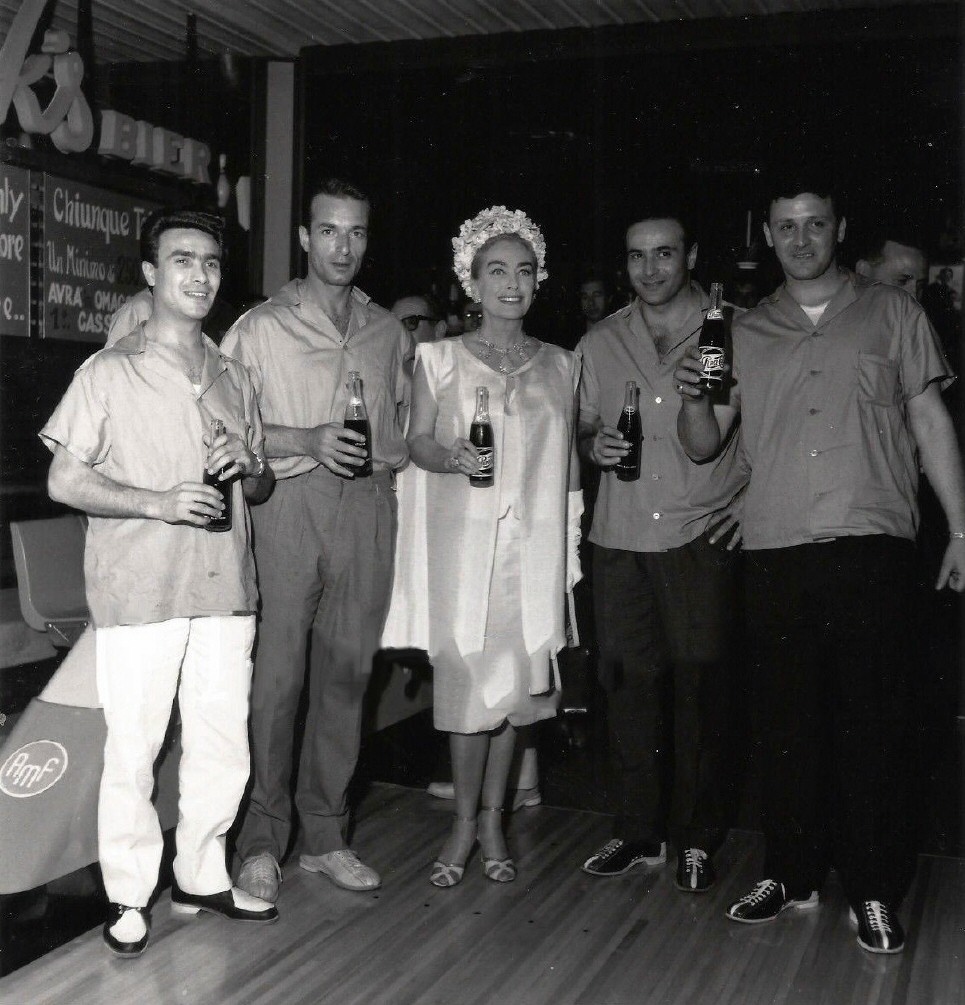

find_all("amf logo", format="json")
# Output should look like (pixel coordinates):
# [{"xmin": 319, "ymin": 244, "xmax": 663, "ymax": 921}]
[{"xmin": 0, "ymin": 740, "xmax": 69, "ymax": 797}]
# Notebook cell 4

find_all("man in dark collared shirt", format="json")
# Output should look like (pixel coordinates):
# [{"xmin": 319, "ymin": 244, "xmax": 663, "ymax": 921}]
[
  {"xmin": 675, "ymin": 176, "xmax": 965, "ymax": 955},
  {"xmin": 223, "ymin": 178, "xmax": 410, "ymax": 905},
  {"xmin": 576, "ymin": 209, "xmax": 745, "ymax": 893}
]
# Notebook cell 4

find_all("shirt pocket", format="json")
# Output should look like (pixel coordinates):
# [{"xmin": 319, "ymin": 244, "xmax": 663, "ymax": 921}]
[{"xmin": 856, "ymin": 351, "xmax": 900, "ymax": 406}]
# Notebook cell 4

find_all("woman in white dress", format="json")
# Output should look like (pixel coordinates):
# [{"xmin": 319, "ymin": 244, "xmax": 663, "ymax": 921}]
[{"xmin": 386, "ymin": 207, "xmax": 583, "ymax": 886}]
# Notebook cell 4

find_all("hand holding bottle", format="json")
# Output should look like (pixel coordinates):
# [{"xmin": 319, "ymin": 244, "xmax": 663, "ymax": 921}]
[
  {"xmin": 204, "ymin": 425, "xmax": 259, "ymax": 481},
  {"xmin": 588, "ymin": 424, "xmax": 630, "ymax": 468},
  {"xmin": 445, "ymin": 438, "xmax": 484, "ymax": 476},
  {"xmin": 674, "ymin": 346, "xmax": 728, "ymax": 401},
  {"xmin": 305, "ymin": 423, "xmax": 367, "ymax": 476}
]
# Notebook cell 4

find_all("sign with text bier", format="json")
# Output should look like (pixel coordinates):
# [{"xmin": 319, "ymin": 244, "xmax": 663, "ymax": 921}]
[
  {"xmin": 42, "ymin": 177, "xmax": 157, "ymax": 341},
  {"xmin": 0, "ymin": 164, "xmax": 31, "ymax": 338}
]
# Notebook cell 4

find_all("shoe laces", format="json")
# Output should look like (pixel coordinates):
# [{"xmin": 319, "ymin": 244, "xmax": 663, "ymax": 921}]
[
  {"xmin": 332, "ymin": 850, "xmax": 367, "ymax": 875},
  {"xmin": 737, "ymin": 879, "xmax": 780, "ymax": 906},
  {"xmin": 861, "ymin": 901, "xmax": 894, "ymax": 935},
  {"xmin": 247, "ymin": 855, "xmax": 280, "ymax": 882},
  {"xmin": 682, "ymin": 848, "xmax": 708, "ymax": 870},
  {"xmin": 594, "ymin": 839, "xmax": 625, "ymax": 862}
]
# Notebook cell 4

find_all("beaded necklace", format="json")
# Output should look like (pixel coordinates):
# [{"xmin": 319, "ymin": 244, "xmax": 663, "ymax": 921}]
[{"xmin": 473, "ymin": 334, "xmax": 534, "ymax": 374}]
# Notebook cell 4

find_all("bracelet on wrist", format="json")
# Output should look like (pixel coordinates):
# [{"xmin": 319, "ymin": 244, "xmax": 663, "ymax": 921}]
[
  {"xmin": 249, "ymin": 454, "xmax": 266, "ymax": 478},
  {"xmin": 950, "ymin": 531, "xmax": 965, "ymax": 539}
]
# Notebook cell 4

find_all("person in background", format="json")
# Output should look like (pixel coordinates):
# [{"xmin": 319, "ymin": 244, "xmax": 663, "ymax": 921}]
[
  {"xmin": 224, "ymin": 178, "xmax": 411, "ymax": 905},
  {"xmin": 921, "ymin": 266, "xmax": 962, "ymax": 375},
  {"xmin": 391, "ymin": 294, "xmax": 448, "ymax": 346},
  {"xmin": 577, "ymin": 206, "xmax": 744, "ymax": 894},
  {"xmin": 384, "ymin": 206, "xmax": 581, "ymax": 887},
  {"xmin": 41, "ymin": 209, "xmax": 275, "ymax": 958},
  {"xmin": 854, "ymin": 227, "xmax": 928, "ymax": 301},
  {"xmin": 105, "ymin": 285, "xmax": 152, "ymax": 346},
  {"xmin": 462, "ymin": 300, "xmax": 483, "ymax": 333},
  {"xmin": 106, "ymin": 283, "xmax": 241, "ymax": 348},
  {"xmin": 578, "ymin": 270, "xmax": 613, "ymax": 333},
  {"xmin": 675, "ymin": 174, "xmax": 965, "ymax": 955}
]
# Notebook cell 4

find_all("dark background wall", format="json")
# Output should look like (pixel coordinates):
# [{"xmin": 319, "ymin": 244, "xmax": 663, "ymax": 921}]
[
  {"xmin": 297, "ymin": 7, "xmax": 961, "ymax": 337},
  {"xmin": 295, "ymin": 5, "xmax": 963, "ymax": 850}
]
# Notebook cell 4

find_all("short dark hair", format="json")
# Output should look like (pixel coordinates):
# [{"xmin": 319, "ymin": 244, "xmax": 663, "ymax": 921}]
[
  {"xmin": 578, "ymin": 268, "xmax": 612, "ymax": 293},
  {"xmin": 395, "ymin": 292, "xmax": 443, "ymax": 322},
  {"xmin": 625, "ymin": 207, "xmax": 695, "ymax": 254},
  {"xmin": 304, "ymin": 177, "xmax": 370, "ymax": 224},
  {"xmin": 419, "ymin": 293, "xmax": 443, "ymax": 322},
  {"xmin": 852, "ymin": 224, "xmax": 926, "ymax": 265},
  {"xmin": 763, "ymin": 170, "xmax": 842, "ymax": 223},
  {"xmin": 140, "ymin": 208, "xmax": 225, "ymax": 266}
]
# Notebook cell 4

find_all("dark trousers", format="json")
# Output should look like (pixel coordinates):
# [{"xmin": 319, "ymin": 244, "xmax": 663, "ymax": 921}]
[
  {"xmin": 593, "ymin": 534, "xmax": 737, "ymax": 850},
  {"xmin": 745, "ymin": 536, "xmax": 918, "ymax": 907},
  {"xmin": 236, "ymin": 466, "xmax": 396, "ymax": 861}
]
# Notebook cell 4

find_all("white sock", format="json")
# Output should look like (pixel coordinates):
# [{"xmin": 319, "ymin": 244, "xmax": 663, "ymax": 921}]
[
  {"xmin": 230, "ymin": 887, "xmax": 272, "ymax": 912},
  {"xmin": 110, "ymin": 908, "xmax": 146, "ymax": 942}
]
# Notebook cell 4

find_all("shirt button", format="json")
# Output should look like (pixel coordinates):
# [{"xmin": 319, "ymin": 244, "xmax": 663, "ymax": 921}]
[
  {"xmin": 655, "ymin": 396, "xmax": 662, "ymax": 404},
  {"xmin": 808, "ymin": 408, "xmax": 819, "ymax": 415},
  {"xmin": 810, "ymin": 449, "xmax": 818, "ymax": 457},
  {"xmin": 652, "ymin": 474, "xmax": 660, "ymax": 480},
  {"xmin": 653, "ymin": 512, "xmax": 661, "ymax": 520}
]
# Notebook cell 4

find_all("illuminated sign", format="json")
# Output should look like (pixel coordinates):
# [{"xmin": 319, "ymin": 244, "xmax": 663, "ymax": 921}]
[
  {"xmin": 0, "ymin": 0, "xmax": 211, "ymax": 184},
  {"xmin": 0, "ymin": 164, "xmax": 30, "ymax": 337}
]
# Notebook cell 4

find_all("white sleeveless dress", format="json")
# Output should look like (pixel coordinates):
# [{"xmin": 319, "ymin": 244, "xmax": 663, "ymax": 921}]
[{"xmin": 384, "ymin": 337, "xmax": 577, "ymax": 733}]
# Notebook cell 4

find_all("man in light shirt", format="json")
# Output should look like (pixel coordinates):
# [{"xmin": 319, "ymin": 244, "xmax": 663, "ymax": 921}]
[
  {"xmin": 223, "ymin": 178, "xmax": 411, "ymax": 904},
  {"xmin": 42, "ymin": 209, "xmax": 275, "ymax": 957}
]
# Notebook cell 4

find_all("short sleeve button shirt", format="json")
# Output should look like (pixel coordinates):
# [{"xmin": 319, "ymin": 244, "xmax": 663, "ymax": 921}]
[
  {"xmin": 732, "ymin": 275, "xmax": 954, "ymax": 549},
  {"xmin": 577, "ymin": 286, "xmax": 746, "ymax": 552},
  {"xmin": 40, "ymin": 326, "xmax": 264, "ymax": 628},
  {"xmin": 221, "ymin": 281, "xmax": 410, "ymax": 480}
]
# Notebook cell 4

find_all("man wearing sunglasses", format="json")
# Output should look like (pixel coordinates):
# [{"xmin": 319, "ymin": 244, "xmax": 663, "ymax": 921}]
[{"xmin": 391, "ymin": 294, "xmax": 447, "ymax": 345}]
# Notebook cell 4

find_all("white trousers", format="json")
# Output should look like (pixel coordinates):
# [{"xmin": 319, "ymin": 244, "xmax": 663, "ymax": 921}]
[{"xmin": 95, "ymin": 615, "xmax": 255, "ymax": 907}]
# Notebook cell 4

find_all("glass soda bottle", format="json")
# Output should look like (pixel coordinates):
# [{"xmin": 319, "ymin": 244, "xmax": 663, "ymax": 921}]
[
  {"xmin": 615, "ymin": 380, "xmax": 642, "ymax": 482},
  {"xmin": 697, "ymin": 282, "xmax": 727, "ymax": 391},
  {"xmin": 203, "ymin": 418, "xmax": 232, "ymax": 532},
  {"xmin": 344, "ymin": 370, "xmax": 372, "ymax": 477},
  {"xmin": 469, "ymin": 386, "xmax": 494, "ymax": 488}
]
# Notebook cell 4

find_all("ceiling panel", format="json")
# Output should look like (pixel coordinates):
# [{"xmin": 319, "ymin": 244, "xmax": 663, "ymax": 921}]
[{"xmin": 0, "ymin": 0, "xmax": 948, "ymax": 63}]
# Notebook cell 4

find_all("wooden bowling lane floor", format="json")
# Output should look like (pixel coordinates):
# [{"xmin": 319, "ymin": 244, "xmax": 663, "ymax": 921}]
[{"xmin": 1, "ymin": 782, "xmax": 962, "ymax": 1005}]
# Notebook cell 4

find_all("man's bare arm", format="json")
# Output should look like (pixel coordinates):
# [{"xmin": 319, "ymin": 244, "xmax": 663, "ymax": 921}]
[
  {"xmin": 907, "ymin": 383, "xmax": 965, "ymax": 591},
  {"xmin": 262, "ymin": 422, "xmax": 366, "ymax": 479},
  {"xmin": 48, "ymin": 444, "xmax": 224, "ymax": 527}
]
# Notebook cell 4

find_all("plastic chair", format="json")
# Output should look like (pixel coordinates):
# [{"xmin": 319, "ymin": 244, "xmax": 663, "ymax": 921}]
[{"xmin": 10, "ymin": 515, "xmax": 89, "ymax": 647}]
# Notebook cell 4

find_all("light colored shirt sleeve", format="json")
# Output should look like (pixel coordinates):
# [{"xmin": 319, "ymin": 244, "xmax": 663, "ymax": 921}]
[
  {"xmin": 576, "ymin": 339, "xmax": 600, "ymax": 428},
  {"xmin": 40, "ymin": 360, "xmax": 111, "ymax": 466}
]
